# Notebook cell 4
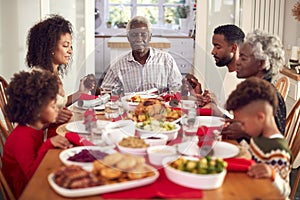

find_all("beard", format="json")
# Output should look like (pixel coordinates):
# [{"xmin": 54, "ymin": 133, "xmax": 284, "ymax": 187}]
[{"xmin": 215, "ymin": 56, "xmax": 232, "ymax": 67}]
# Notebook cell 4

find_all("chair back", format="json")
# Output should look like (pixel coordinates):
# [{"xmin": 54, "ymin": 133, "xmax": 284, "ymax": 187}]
[
  {"xmin": 284, "ymin": 99, "xmax": 300, "ymax": 200},
  {"xmin": 275, "ymin": 76, "xmax": 290, "ymax": 101},
  {"xmin": 285, "ymin": 99, "xmax": 300, "ymax": 147},
  {"xmin": 0, "ymin": 76, "xmax": 13, "ymax": 133},
  {"xmin": 0, "ymin": 124, "xmax": 16, "ymax": 200}
]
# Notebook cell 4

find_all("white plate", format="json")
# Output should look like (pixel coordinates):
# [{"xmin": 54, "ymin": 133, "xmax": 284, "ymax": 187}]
[
  {"xmin": 74, "ymin": 103, "xmax": 105, "ymax": 111},
  {"xmin": 65, "ymin": 120, "xmax": 110, "ymax": 134},
  {"xmin": 177, "ymin": 141, "xmax": 239, "ymax": 158},
  {"xmin": 59, "ymin": 146, "xmax": 116, "ymax": 170},
  {"xmin": 123, "ymin": 94, "xmax": 158, "ymax": 106},
  {"xmin": 48, "ymin": 165, "xmax": 159, "ymax": 198}
]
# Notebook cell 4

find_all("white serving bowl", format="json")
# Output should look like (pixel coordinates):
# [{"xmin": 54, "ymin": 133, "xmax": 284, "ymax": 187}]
[
  {"xmin": 140, "ymin": 134, "xmax": 168, "ymax": 146},
  {"xmin": 136, "ymin": 123, "xmax": 181, "ymax": 141},
  {"xmin": 162, "ymin": 156, "xmax": 227, "ymax": 190},
  {"xmin": 147, "ymin": 145, "xmax": 177, "ymax": 166},
  {"xmin": 102, "ymin": 120, "xmax": 136, "ymax": 145},
  {"xmin": 116, "ymin": 143, "xmax": 148, "ymax": 156}
]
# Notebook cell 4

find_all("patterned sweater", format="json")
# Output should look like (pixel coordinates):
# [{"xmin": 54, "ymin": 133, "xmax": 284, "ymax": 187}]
[{"xmin": 249, "ymin": 135, "xmax": 292, "ymax": 198}]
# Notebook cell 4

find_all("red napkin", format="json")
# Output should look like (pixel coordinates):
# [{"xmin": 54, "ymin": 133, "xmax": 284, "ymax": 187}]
[
  {"xmin": 102, "ymin": 168, "xmax": 202, "ymax": 199},
  {"xmin": 224, "ymin": 158, "xmax": 255, "ymax": 172},
  {"xmin": 65, "ymin": 132, "xmax": 95, "ymax": 146},
  {"xmin": 79, "ymin": 93, "xmax": 98, "ymax": 100},
  {"xmin": 197, "ymin": 108, "xmax": 213, "ymax": 116}
]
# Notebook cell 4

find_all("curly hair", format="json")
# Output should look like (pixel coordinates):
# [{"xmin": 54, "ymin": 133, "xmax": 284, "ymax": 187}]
[
  {"xmin": 226, "ymin": 77, "xmax": 278, "ymax": 115},
  {"xmin": 26, "ymin": 14, "xmax": 73, "ymax": 76},
  {"xmin": 5, "ymin": 70, "xmax": 59, "ymax": 125},
  {"xmin": 244, "ymin": 29, "xmax": 285, "ymax": 80},
  {"xmin": 126, "ymin": 16, "xmax": 152, "ymax": 34},
  {"xmin": 214, "ymin": 24, "xmax": 245, "ymax": 45}
]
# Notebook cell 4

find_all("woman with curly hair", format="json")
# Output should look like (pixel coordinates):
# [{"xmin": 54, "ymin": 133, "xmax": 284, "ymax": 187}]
[
  {"xmin": 2, "ymin": 70, "xmax": 73, "ymax": 198},
  {"xmin": 26, "ymin": 14, "xmax": 92, "ymax": 134},
  {"xmin": 222, "ymin": 29, "xmax": 287, "ymax": 140}
]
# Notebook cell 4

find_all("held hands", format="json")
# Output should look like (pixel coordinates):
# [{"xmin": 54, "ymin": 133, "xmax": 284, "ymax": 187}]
[
  {"xmin": 56, "ymin": 107, "xmax": 73, "ymax": 124},
  {"xmin": 181, "ymin": 74, "xmax": 202, "ymax": 96},
  {"xmin": 79, "ymin": 74, "xmax": 96, "ymax": 94},
  {"xmin": 221, "ymin": 119, "xmax": 249, "ymax": 140},
  {"xmin": 50, "ymin": 135, "xmax": 73, "ymax": 149},
  {"xmin": 247, "ymin": 163, "xmax": 273, "ymax": 179}
]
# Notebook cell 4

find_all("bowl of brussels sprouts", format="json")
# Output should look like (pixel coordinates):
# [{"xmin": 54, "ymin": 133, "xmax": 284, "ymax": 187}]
[
  {"xmin": 136, "ymin": 120, "xmax": 180, "ymax": 141},
  {"xmin": 162, "ymin": 156, "xmax": 227, "ymax": 189}
]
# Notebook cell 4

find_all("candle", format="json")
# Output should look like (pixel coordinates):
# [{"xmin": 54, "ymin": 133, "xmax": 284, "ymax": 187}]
[{"xmin": 290, "ymin": 46, "xmax": 299, "ymax": 61}]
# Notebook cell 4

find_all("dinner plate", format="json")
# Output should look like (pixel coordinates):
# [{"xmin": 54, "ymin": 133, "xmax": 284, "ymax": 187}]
[
  {"xmin": 74, "ymin": 103, "xmax": 105, "ymax": 111},
  {"xmin": 48, "ymin": 165, "xmax": 159, "ymax": 197},
  {"xmin": 59, "ymin": 146, "xmax": 116, "ymax": 170},
  {"xmin": 65, "ymin": 120, "xmax": 110, "ymax": 134},
  {"xmin": 122, "ymin": 94, "xmax": 158, "ymax": 106},
  {"xmin": 177, "ymin": 141, "xmax": 239, "ymax": 158}
]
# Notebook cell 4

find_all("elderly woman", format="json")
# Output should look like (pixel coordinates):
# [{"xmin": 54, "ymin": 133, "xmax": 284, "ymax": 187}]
[{"xmin": 222, "ymin": 29, "xmax": 286, "ymax": 139}]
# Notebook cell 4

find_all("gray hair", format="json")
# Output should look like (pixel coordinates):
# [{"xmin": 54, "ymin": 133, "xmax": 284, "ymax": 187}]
[
  {"xmin": 126, "ymin": 16, "xmax": 152, "ymax": 34},
  {"xmin": 245, "ymin": 29, "xmax": 285, "ymax": 80}
]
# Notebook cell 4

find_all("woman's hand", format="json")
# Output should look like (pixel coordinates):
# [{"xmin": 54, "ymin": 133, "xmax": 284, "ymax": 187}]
[
  {"xmin": 56, "ymin": 107, "xmax": 73, "ymax": 124},
  {"xmin": 247, "ymin": 163, "xmax": 273, "ymax": 179},
  {"xmin": 50, "ymin": 135, "xmax": 73, "ymax": 149}
]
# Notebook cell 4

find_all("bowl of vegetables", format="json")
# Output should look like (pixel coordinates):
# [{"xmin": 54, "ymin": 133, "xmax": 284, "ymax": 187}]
[
  {"xmin": 136, "ymin": 120, "xmax": 180, "ymax": 141},
  {"xmin": 162, "ymin": 156, "xmax": 227, "ymax": 189}
]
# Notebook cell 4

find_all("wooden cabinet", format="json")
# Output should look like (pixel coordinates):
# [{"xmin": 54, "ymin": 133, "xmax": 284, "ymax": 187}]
[
  {"xmin": 167, "ymin": 38, "xmax": 194, "ymax": 75},
  {"xmin": 279, "ymin": 68, "xmax": 300, "ymax": 114}
]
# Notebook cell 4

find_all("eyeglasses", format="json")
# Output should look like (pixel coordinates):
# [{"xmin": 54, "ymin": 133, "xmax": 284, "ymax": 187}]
[{"xmin": 128, "ymin": 31, "xmax": 149, "ymax": 39}]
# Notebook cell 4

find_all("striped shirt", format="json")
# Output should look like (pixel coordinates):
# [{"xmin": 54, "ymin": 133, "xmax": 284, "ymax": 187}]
[{"xmin": 101, "ymin": 48, "xmax": 182, "ymax": 93}]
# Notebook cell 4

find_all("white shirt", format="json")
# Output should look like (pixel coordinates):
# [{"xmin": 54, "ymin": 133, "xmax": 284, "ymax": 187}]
[{"xmin": 101, "ymin": 48, "xmax": 182, "ymax": 93}]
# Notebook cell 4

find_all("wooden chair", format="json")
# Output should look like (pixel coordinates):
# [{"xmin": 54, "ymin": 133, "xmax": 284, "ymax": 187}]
[
  {"xmin": 275, "ymin": 76, "xmax": 290, "ymax": 101},
  {"xmin": 284, "ymin": 99, "xmax": 300, "ymax": 200},
  {"xmin": 0, "ymin": 124, "xmax": 15, "ymax": 200},
  {"xmin": 0, "ymin": 76, "xmax": 13, "ymax": 134}
]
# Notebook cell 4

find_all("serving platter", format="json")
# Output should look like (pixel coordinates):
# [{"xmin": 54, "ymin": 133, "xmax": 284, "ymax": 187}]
[
  {"xmin": 48, "ymin": 165, "xmax": 159, "ymax": 197},
  {"xmin": 65, "ymin": 120, "xmax": 111, "ymax": 134},
  {"xmin": 177, "ymin": 141, "xmax": 239, "ymax": 158}
]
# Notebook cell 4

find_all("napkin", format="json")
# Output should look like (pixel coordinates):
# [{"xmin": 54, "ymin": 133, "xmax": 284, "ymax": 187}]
[
  {"xmin": 197, "ymin": 108, "xmax": 213, "ymax": 116},
  {"xmin": 224, "ymin": 158, "xmax": 255, "ymax": 172},
  {"xmin": 102, "ymin": 168, "xmax": 202, "ymax": 199},
  {"xmin": 79, "ymin": 93, "xmax": 98, "ymax": 100},
  {"xmin": 65, "ymin": 132, "xmax": 95, "ymax": 146}
]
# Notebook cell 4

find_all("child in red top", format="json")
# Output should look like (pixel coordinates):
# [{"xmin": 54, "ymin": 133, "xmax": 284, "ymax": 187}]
[{"xmin": 2, "ymin": 70, "xmax": 73, "ymax": 198}]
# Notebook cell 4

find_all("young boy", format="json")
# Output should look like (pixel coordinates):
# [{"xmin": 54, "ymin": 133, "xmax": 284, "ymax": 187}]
[
  {"xmin": 2, "ymin": 70, "xmax": 73, "ymax": 198},
  {"xmin": 225, "ymin": 77, "xmax": 291, "ymax": 198}
]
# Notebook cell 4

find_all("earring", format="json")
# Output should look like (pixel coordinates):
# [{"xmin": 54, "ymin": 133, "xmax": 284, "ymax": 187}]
[{"xmin": 51, "ymin": 52, "xmax": 55, "ymax": 55}]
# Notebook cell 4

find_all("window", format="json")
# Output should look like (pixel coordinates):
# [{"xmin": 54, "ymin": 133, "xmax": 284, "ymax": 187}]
[{"xmin": 107, "ymin": 0, "xmax": 192, "ymax": 28}]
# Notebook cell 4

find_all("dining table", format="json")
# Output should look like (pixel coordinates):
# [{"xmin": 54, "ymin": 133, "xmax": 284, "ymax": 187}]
[{"xmin": 19, "ymin": 102, "xmax": 284, "ymax": 200}]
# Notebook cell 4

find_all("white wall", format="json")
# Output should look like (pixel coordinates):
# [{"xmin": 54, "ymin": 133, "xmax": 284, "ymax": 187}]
[
  {"xmin": 0, "ymin": 0, "xmax": 39, "ymax": 81},
  {"xmin": 0, "ymin": 0, "xmax": 95, "ymax": 95},
  {"xmin": 283, "ymin": 0, "xmax": 300, "ymax": 48}
]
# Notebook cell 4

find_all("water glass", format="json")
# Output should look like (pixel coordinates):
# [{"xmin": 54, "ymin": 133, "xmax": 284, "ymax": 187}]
[{"xmin": 104, "ymin": 101, "xmax": 119, "ymax": 119}]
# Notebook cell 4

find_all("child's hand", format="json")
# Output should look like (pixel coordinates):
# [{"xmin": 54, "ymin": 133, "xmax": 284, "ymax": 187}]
[
  {"xmin": 247, "ymin": 163, "xmax": 272, "ymax": 179},
  {"xmin": 50, "ymin": 135, "xmax": 73, "ymax": 149}
]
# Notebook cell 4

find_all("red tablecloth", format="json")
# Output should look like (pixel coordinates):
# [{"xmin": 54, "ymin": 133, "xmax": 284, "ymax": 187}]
[{"xmin": 102, "ymin": 168, "xmax": 203, "ymax": 199}]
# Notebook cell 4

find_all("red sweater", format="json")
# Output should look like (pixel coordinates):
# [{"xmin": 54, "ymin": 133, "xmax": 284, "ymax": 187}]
[{"xmin": 2, "ymin": 125, "xmax": 54, "ymax": 198}]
